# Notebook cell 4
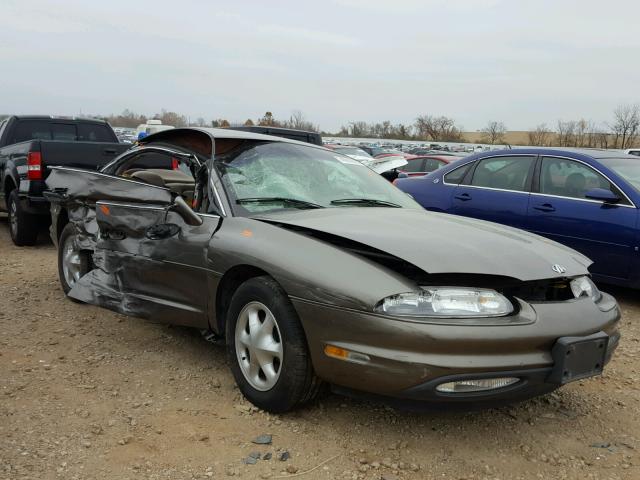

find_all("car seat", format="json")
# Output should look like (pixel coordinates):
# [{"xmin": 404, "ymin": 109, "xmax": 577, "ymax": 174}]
[{"xmin": 564, "ymin": 172, "xmax": 586, "ymax": 198}]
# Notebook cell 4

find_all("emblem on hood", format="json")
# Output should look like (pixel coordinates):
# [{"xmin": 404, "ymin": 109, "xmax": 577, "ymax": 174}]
[{"xmin": 552, "ymin": 264, "xmax": 567, "ymax": 274}]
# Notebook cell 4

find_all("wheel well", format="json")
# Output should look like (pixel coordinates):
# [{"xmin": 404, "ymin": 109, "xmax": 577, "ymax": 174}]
[
  {"xmin": 56, "ymin": 208, "xmax": 69, "ymax": 240},
  {"xmin": 214, "ymin": 265, "xmax": 271, "ymax": 335},
  {"xmin": 4, "ymin": 178, "xmax": 15, "ymax": 203}
]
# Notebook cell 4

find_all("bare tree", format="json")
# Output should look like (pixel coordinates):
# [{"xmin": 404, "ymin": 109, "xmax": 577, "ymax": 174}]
[
  {"xmin": 556, "ymin": 120, "xmax": 578, "ymax": 147},
  {"xmin": 284, "ymin": 110, "xmax": 318, "ymax": 132},
  {"xmin": 611, "ymin": 104, "xmax": 640, "ymax": 149},
  {"xmin": 153, "ymin": 109, "xmax": 187, "ymax": 127},
  {"xmin": 528, "ymin": 123, "xmax": 551, "ymax": 146},
  {"xmin": 480, "ymin": 121, "xmax": 507, "ymax": 145},
  {"xmin": 414, "ymin": 115, "xmax": 463, "ymax": 141},
  {"xmin": 258, "ymin": 111, "xmax": 278, "ymax": 127},
  {"xmin": 104, "ymin": 109, "xmax": 147, "ymax": 128},
  {"xmin": 244, "ymin": 119, "xmax": 255, "ymax": 126},
  {"xmin": 349, "ymin": 121, "xmax": 370, "ymax": 137}
]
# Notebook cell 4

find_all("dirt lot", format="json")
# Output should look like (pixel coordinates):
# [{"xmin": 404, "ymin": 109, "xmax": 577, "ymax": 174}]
[{"xmin": 1, "ymin": 216, "xmax": 639, "ymax": 480}]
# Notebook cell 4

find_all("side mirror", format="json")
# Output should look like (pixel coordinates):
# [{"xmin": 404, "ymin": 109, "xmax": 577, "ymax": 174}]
[
  {"xmin": 171, "ymin": 196, "xmax": 203, "ymax": 226},
  {"xmin": 584, "ymin": 188, "xmax": 621, "ymax": 204},
  {"xmin": 397, "ymin": 172, "xmax": 409, "ymax": 179}
]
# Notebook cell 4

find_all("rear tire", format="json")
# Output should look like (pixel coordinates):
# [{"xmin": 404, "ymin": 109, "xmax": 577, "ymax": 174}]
[
  {"xmin": 8, "ymin": 190, "xmax": 38, "ymax": 246},
  {"xmin": 226, "ymin": 276, "xmax": 322, "ymax": 413},
  {"xmin": 58, "ymin": 223, "xmax": 90, "ymax": 296}
]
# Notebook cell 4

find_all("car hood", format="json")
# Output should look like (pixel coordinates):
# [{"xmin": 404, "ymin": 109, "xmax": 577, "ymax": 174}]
[{"xmin": 253, "ymin": 208, "xmax": 592, "ymax": 282}]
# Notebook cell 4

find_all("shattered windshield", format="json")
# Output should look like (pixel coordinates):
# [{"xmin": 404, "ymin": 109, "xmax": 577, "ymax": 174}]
[{"xmin": 214, "ymin": 141, "xmax": 420, "ymax": 215}]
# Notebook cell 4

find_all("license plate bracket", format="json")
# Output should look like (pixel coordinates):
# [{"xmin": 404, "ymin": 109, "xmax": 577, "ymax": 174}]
[{"xmin": 548, "ymin": 331, "xmax": 608, "ymax": 385}]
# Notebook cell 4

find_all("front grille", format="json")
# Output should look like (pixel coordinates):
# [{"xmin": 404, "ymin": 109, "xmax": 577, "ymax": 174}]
[{"xmin": 502, "ymin": 279, "xmax": 574, "ymax": 302}]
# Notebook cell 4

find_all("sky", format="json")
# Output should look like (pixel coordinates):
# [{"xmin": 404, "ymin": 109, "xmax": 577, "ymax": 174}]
[{"xmin": 0, "ymin": 0, "xmax": 639, "ymax": 132}]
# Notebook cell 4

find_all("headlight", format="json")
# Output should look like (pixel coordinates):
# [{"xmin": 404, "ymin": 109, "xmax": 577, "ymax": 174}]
[
  {"xmin": 570, "ymin": 276, "xmax": 601, "ymax": 302},
  {"xmin": 375, "ymin": 287, "xmax": 513, "ymax": 317}
]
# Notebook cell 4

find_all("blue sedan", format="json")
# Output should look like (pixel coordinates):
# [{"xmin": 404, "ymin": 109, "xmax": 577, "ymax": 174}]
[{"xmin": 395, "ymin": 148, "xmax": 640, "ymax": 288}]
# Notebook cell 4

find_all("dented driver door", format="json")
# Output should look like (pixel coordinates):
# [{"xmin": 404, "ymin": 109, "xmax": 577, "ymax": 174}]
[
  {"xmin": 46, "ymin": 166, "xmax": 219, "ymax": 328},
  {"xmin": 94, "ymin": 199, "xmax": 220, "ymax": 328}
]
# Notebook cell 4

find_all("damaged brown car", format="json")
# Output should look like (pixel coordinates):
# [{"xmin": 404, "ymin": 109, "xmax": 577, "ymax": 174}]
[{"xmin": 45, "ymin": 128, "xmax": 621, "ymax": 412}]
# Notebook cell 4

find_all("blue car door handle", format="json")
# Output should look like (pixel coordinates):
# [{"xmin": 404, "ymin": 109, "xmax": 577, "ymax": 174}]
[
  {"xmin": 533, "ymin": 203, "xmax": 555, "ymax": 212},
  {"xmin": 454, "ymin": 193, "xmax": 472, "ymax": 201}
]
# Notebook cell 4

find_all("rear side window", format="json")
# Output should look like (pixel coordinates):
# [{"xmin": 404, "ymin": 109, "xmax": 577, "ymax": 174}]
[
  {"xmin": 402, "ymin": 158, "xmax": 425, "ymax": 172},
  {"xmin": 443, "ymin": 163, "xmax": 471, "ymax": 184},
  {"xmin": 122, "ymin": 151, "xmax": 174, "ymax": 172},
  {"xmin": 470, "ymin": 156, "xmax": 535, "ymax": 192},
  {"xmin": 77, "ymin": 123, "xmax": 115, "ymax": 142}
]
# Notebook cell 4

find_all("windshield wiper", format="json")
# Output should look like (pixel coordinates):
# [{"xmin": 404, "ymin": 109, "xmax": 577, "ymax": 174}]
[
  {"xmin": 236, "ymin": 197, "xmax": 324, "ymax": 209},
  {"xmin": 330, "ymin": 198, "xmax": 402, "ymax": 208}
]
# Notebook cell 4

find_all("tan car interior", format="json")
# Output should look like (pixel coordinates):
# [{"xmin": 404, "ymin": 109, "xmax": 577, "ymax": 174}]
[{"xmin": 122, "ymin": 166, "xmax": 196, "ymax": 205}]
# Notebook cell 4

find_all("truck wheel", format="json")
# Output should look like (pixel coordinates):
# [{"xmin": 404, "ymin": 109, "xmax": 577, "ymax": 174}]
[
  {"xmin": 58, "ymin": 223, "xmax": 90, "ymax": 296},
  {"xmin": 7, "ymin": 190, "xmax": 39, "ymax": 246},
  {"xmin": 226, "ymin": 276, "xmax": 322, "ymax": 413}
]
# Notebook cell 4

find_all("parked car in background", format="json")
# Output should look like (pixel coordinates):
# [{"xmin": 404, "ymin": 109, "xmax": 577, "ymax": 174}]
[
  {"xmin": 324, "ymin": 144, "xmax": 407, "ymax": 177},
  {"xmin": 323, "ymin": 144, "xmax": 373, "ymax": 162},
  {"xmin": 409, "ymin": 148, "xmax": 460, "ymax": 156},
  {"xmin": 359, "ymin": 145, "xmax": 394, "ymax": 157},
  {"xmin": 229, "ymin": 126, "xmax": 323, "ymax": 146},
  {"xmin": 396, "ymin": 155, "xmax": 461, "ymax": 177},
  {"xmin": 395, "ymin": 148, "xmax": 640, "ymax": 288},
  {"xmin": 374, "ymin": 152, "xmax": 414, "ymax": 160},
  {"xmin": 623, "ymin": 148, "xmax": 640, "ymax": 157},
  {"xmin": 0, "ymin": 115, "xmax": 129, "ymax": 245},
  {"xmin": 46, "ymin": 127, "xmax": 619, "ymax": 412},
  {"xmin": 135, "ymin": 119, "xmax": 174, "ymax": 137}
]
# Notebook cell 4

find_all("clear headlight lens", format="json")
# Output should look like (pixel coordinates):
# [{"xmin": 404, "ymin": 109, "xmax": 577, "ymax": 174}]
[
  {"xmin": 375, "ymin": 287, "xmax": 513, "ymax": 317},
  {"xmin": 570, "ymin": 276, "xmax": 601, "ymax": 302}
]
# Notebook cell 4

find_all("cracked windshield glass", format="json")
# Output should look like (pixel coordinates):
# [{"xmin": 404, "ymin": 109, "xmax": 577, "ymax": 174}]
[{"xmin": 215, "ymin": 141, "xmax": 420, "ymax": 214}]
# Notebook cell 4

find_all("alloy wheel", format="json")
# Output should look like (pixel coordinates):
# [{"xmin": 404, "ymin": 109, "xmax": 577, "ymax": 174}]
[
  {"xmin": 9, "ymin": 199, "xmax": 18, "ymax": 238},
  {"xmin": 61, "ymin": 234, "xmax": 82, "ymax": 288},
  {"xmin": 235, "ymin": 301, "xmax": 283, "ymax": 391}
]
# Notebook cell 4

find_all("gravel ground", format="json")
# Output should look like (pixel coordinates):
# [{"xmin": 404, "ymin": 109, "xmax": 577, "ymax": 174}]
[{"xmin": 1, "ymin": 215, "xmax": 639, "ymax": 480}]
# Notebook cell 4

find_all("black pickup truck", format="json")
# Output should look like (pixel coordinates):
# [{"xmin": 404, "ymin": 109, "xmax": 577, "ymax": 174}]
[{"xmin": 0, "ymin": 116, "xmax": 129, "ymax": 245}]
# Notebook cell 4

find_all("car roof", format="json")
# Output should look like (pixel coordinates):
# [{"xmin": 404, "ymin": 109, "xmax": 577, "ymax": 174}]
[
  {"xmin": 138, "ymin": 127, "xmax": 325, "ymax": 159},
  {"xmin": 144, "ymin": 126, "xmax": 318, "ymax": 145},
  {"xmin": 10, "ymin": 115, "xmax": 109, "ymax": 125},
  {"xmin": 411, "ymin": 155, "xmax": 460, "ymax": 162},
  {"xmin": 484, "ymin": 147, "xmax": 632, "ymax": 160}
]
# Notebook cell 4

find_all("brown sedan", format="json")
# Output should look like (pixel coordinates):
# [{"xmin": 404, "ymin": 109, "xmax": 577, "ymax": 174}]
[{"xmin": 45, "ymin": 127, "xmax": 620, "ymax": 412}]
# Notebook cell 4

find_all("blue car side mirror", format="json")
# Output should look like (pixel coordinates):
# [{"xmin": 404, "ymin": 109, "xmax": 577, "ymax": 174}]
[
  {"xmin": 584, "ymin": 188, "xmax": 621, "ymax": 204},
  {"xmin": 397, "ymin": 172, "xmax": 409, "ymax": 179}
]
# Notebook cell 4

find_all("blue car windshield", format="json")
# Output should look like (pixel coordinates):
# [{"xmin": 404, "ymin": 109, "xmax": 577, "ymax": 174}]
[{"xmin": 600, "ymin": 157, "xmax": 640, "ymax": 192}]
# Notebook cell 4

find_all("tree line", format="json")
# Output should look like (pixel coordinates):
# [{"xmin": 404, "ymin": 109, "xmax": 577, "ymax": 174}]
[
  {"xmin": 4, "ymin": 103, "xmax": 637, "ymax": 149},
  {"xmin": 331, "ymin": 104, "xmax": 639, "ymax": 149},
  {"xmin": 98, "ymin": 109, "xmax": 319, "ymax": 133}
]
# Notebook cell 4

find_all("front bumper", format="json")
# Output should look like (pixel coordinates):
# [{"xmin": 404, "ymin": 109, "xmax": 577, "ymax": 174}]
[{"xmin": 292, "ymin": 293, "xmax": 620, "ymax": 404}]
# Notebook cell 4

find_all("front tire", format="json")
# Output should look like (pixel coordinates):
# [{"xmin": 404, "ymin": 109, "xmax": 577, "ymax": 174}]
[
  {"xmin": 58, "ymin": 223, "xmax": 90, "ymax": 296},
  {"xmin": 7, "ymin": 190, "xmax": 38, "ymax": 246},
  {"xmin": 226, "ymin": 276, "xmax": 321, "ymax": 412}
]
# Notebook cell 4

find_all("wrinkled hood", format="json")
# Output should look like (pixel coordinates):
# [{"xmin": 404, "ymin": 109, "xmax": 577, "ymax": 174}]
[{"xmin": 254, "ymin": 208, "xmax": 592, "ymax": 282}]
